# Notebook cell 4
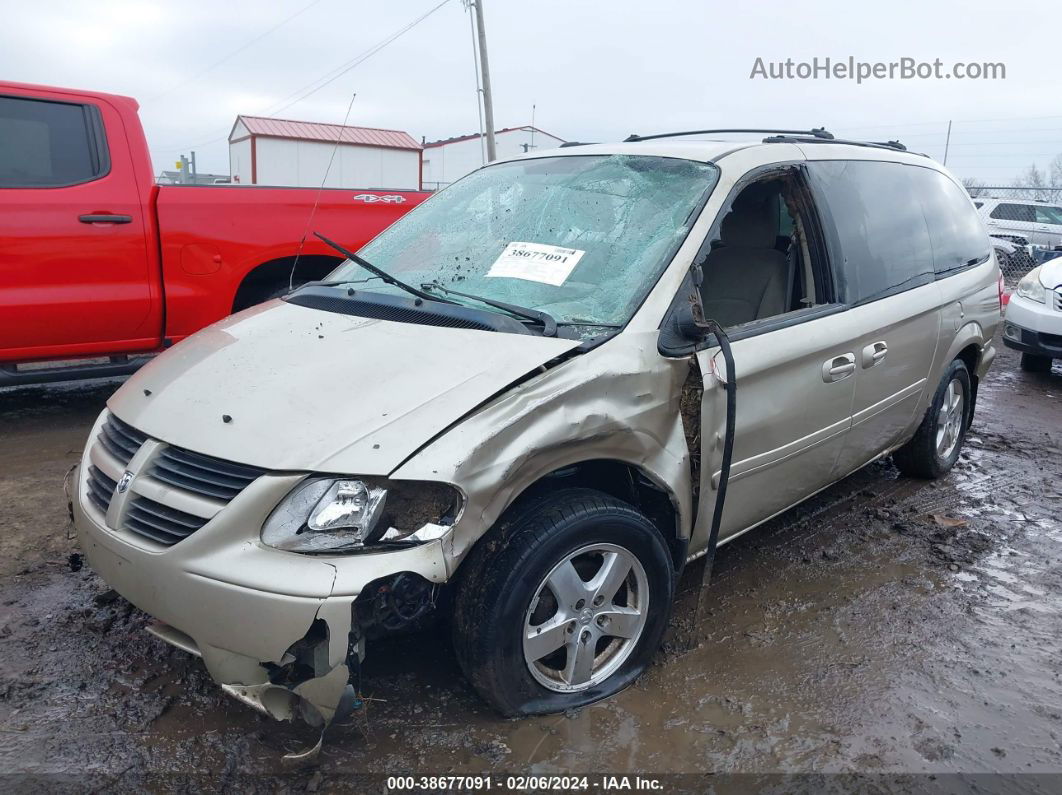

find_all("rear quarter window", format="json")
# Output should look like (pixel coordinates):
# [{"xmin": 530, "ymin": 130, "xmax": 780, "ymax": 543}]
[
  {"xmin": 808, "ymin": 159, "xmax": 935, "ymax": 304},
  {"xmin": 909, "ymin": 167, "xmax": 991, "ymax": 276}
]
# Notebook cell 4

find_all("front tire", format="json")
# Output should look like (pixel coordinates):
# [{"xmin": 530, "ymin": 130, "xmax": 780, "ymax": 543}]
[
  {"xmin": 451, "ymin": 489, "xmax": 675, "ymax": 716},
  {"xmin": 893, "ymin": 359, "xmax": 971, "ymax": 479},
  {"xmin": 1020, "ymin": 353, "xmax": 1053, "ymax": 373}
]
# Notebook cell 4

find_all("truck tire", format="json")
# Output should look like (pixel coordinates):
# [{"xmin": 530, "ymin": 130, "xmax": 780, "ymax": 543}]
[
  {"xmin": 452, "ymin": 488, "xmax": 675, "ymax": 717},
  {"xmin": 1020, "ymin": 353, "xmax": 1053, "ymax": 373},
  {"xmin": 893, "ymin": 359, "xmax": 971, "ymax": 479}
]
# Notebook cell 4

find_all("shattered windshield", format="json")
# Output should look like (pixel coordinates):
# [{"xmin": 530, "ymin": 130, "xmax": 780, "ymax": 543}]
[{"xmin": 326, "ymin": 155, "xmax": 719, "ymax": 328}]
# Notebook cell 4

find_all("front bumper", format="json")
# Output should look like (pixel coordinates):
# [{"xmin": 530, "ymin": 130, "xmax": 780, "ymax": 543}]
[
  {"xmin": 71, "ymin": 446, "xmax": 449, "ymax": 725},
  {"xmin": 1002, "ymin": 292, "xmax": 1062, "ymax": 359}
]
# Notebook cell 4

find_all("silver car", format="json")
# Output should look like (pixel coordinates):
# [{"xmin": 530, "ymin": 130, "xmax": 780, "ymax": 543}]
[{"xmin": 70, "ymin": 131, "xmax": 1001, "ymax": 727}]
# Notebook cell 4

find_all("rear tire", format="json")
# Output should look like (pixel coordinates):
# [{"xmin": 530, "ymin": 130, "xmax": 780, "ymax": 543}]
[
  {"xmin": 893, "ymin": 359, "xmax": 971, "ymax": 479},
  {"xmin": 451, "ymin": 488, "xmax": 675, "ymax": 717},
  {"xmin": 1020, "ymin": 353, "xmax": 1053, "ymax": 373}
]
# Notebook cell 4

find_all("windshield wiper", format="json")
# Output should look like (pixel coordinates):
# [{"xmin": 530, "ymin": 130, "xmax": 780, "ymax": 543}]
[
  {"xmin": 421, "ymin": 281, "xmax": 558, "ymax": 337},
  {"xmin": 313, "ymin": 232, "xmax": 456, "ymax": 306}
]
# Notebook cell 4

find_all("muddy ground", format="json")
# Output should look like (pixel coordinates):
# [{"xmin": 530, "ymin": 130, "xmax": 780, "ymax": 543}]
[{"xmin": 1, "ymin": 340, "xmax": 1060, "ymax": 791}]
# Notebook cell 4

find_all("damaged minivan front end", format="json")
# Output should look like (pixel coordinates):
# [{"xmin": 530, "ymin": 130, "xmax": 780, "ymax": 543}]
[
  {"xmin": 71, "ymin": 148, "xmax": 726, "ymax": 728},
  {"xmin": 69, "ymin": 298, "xmax": 589, "ymax": 731},
  {"xmin": 71, "ymin": 422, "xmax": 456, "ymax": 731}
]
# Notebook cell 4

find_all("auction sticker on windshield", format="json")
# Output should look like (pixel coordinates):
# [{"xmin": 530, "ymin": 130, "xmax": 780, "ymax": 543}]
[{"xmin": 486, "ymin": 242, "xmax": 585, "ymax": 286}]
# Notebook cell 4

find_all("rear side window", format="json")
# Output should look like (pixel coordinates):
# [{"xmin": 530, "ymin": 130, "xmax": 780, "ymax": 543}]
[
  {"xmin": 908, "ymin": 167, "xmax": 991, "ymax": 275},
  {"xmin": 989, "ymin": 203, "xmax": 1035, "ymax": 223},
  {"xmin": 0, "ymin": 96, "xmax": 107, "ymax": 187},
  {"xmin": 809, "ymin": 160, "xmax": 935, "ymax": 304}
]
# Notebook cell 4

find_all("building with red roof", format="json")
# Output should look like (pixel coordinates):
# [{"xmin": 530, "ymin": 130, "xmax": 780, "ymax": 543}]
[{"xmin": 228, "ymin": 115, "xmax": 423, "ymax": 190}]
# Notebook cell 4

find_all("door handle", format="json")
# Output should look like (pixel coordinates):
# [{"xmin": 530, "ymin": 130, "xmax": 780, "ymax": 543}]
[
  {"xmin": 79, "ymin": 213, "xmax": 132, "ymax": 224},
  {"xmin": 822, "ymin": 353, "xmax": 856, "ymax": 383},
  {"xmin": 861, "ymin": 341, "xmax": 888, "ymax": 368}
]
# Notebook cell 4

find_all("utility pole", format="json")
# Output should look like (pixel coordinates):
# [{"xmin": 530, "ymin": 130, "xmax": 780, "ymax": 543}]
[
  {"xmin": 943, "ymin": 120, "xmax": 952, "ymax": 166},
  {"xmin": 190, "ymin": 150, "xmax": 198, "ymax": 184},
  {"xmin": 471, "ymin": 0, "xmax": 496, "ymax": 162}
]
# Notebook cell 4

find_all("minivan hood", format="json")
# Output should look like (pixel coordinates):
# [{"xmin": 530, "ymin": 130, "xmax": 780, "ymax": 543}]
[{"xmin": 109, "ymin": 300, "xmax": 580, "ymax": 473}]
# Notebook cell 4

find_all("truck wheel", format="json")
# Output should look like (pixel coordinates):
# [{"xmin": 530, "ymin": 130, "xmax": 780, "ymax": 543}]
[
  {"xmin": 893, "ymin": 359, "xmax": 971, "ymax": 479},
  {"xmin": 1020, "ymin": 353, "xmax": 1053, "ymax": 373},
  {"xmin": 452, "ymin": 488, "xmax": 675, "ymax": 716}
]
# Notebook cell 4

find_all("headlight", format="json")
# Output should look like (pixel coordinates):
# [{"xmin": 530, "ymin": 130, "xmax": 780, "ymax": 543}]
[
  {"xmin": 1015, "ymin": 267, "xmax": 1046, "ymax": 303},
  {"xmin": 262, "ymin": 477, "xmax": 462, "ymax": 554}
]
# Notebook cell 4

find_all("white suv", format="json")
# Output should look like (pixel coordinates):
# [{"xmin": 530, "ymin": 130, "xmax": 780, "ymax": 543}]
[
  {"xmin": 1003, "ymin": 258, "xmax": 1062, "ymax": 371},
  {"xmin": 976, "ymin": 197, "xmax": 1062, "ymax": 248}
]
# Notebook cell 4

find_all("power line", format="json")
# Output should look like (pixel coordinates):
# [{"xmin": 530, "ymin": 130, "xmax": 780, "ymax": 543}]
[
  {"xmin": 840, "ymin": 113, "xmax": 1062, "ymax": 132},
  {"xmin": 154, "ymin": 0, "xmax": 453, "ymax": 157},
  {"xmin": 261, "ymin": 0, "xmax": 454, "ymax": 117},
  {"xmin": 143, "ymin": 0, "xmax": 324, "ymax": 104}
]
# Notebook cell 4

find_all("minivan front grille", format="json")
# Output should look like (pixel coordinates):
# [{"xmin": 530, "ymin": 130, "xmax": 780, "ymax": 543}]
[
  {"xmin": 86, "ymin": 466, "xmax": 117, "ymax": 515},
  {"xmin": 1054, "ymin": 288, "xmax": 1061, "ymax": 312},
  {"xmin": 124, "ymin": 497, "xmax": 209, "ymax": 546},
  {"xmin": 86, "ymin": 412, "xmax": 266, "ymax": 548},
  {"xmin": 98, "ymin": 414, "xmax": 148, "ymax": 465},
  {"xmin": 151, "ymin": 447, "xmax": 265, "ymax": 502}
]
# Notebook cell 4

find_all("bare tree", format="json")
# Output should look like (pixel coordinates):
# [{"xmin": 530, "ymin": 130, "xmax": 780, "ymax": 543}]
[
  {"xmin": 1050, "ymin": 153, "xmax": 1062, "ymax": 189},
  {"xmin": 962, "ymin": 177, "xmax": 986, "ymax": 198},
  {"xmin": 1012, "ymin": 164, "xmax": 1049, "ymax": 200}
]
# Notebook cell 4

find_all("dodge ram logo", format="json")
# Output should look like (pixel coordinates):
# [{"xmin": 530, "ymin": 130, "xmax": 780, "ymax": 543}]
[
  {"xmin": 352, "ymin": 193, "xmax": 406, "ymax": 204},
  {"xmin": 116, "ymin": 471, "xmax": 134, "ymax": 494}
]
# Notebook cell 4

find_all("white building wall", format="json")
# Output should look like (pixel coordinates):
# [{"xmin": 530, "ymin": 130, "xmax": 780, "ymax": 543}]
[
  {"xmin": 228, "ymin": 138, "xmax": 252, "ymax": 184},
  {"xmin": 247, "ymin": 137, "xmax": 420, "ymax": 189},
  {"xmin": 423, "ymin": 128, "xmax": 566, "ymax": 189}
]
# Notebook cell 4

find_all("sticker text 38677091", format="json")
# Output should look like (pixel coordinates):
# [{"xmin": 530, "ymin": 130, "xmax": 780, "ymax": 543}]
[{"xmin": 486, "ymin": 242, "xmax": 585, "ymax": 286}]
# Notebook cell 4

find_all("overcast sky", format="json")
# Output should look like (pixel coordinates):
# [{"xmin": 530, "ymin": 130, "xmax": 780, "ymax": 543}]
[{"xmin": 5, "ymin": 0, "xmax": 1061, "ymax": 184}]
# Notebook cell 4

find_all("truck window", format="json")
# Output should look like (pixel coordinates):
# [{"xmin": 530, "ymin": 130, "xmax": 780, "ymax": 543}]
[
  {"xmin": 809, "ymin": 159, "xmax": 935, "ymax": 304},
  {"xmin": 909, "ymin": 167, "xmax": 991, "ymax": 276},
  {"xmin": 989, "ymin": 203, "xmax": 1035, "ymax": 223},
  {"xmin": 0, "ymin": 96, "xmax": 106, "ymax": 187}
]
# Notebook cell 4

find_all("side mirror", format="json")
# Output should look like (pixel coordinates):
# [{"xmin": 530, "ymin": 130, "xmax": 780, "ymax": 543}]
[
  {"xmin": 674, "ymin": 296, "xmax": 711, "ymax": 342},
  {"xmin": 675, "ymin": 263, "xmax": 712, "ymax": 342}
]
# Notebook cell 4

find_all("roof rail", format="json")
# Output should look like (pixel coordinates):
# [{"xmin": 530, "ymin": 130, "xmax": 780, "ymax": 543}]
[
  {"xmin": 623, "ymin": 127, "xmax": 834, "ymax": 143},
  {"xmin": 558, "ymin": 141, "xmax": 596, "ymax": 148},
  {"xmin": 762, "ymin": 134, "xmax": 923, "ymax": 156}
]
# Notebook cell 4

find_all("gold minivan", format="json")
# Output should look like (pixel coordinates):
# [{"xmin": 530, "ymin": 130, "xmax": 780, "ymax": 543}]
[{"xmin": 71, "ymin": 130, "xmax": 1001, "ymax": 726}]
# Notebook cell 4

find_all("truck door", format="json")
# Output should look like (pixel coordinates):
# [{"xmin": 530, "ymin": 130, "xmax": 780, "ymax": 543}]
[{"xmin": 0, "ymin": 88, "xmax": 158, "ymax": 362}]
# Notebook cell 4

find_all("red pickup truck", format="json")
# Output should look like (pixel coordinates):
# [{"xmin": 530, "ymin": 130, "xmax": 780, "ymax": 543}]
[{"xmin": 0, "ymin": 81, "xmax": 429, "ymax": 385}]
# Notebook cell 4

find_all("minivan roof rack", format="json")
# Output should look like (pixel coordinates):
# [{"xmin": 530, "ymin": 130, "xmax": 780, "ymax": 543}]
[
  {"xmin": 762, "ymin": 134, "xmax": 924, "ymax": 156},
  {"xmin": 623, "ymin": 127, "xmax": 835, "ymax": 143}
]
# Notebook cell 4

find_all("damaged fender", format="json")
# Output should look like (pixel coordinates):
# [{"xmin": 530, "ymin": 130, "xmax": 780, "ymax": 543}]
[{"xmin": 392, "ymin": 328, "xmax": 699, "ymax": 565}]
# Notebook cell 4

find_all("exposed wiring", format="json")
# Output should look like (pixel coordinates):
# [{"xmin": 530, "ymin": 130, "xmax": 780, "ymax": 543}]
[{"xmin": 690, "ymin": 319, "xmax": 736, "ymax": 647}]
